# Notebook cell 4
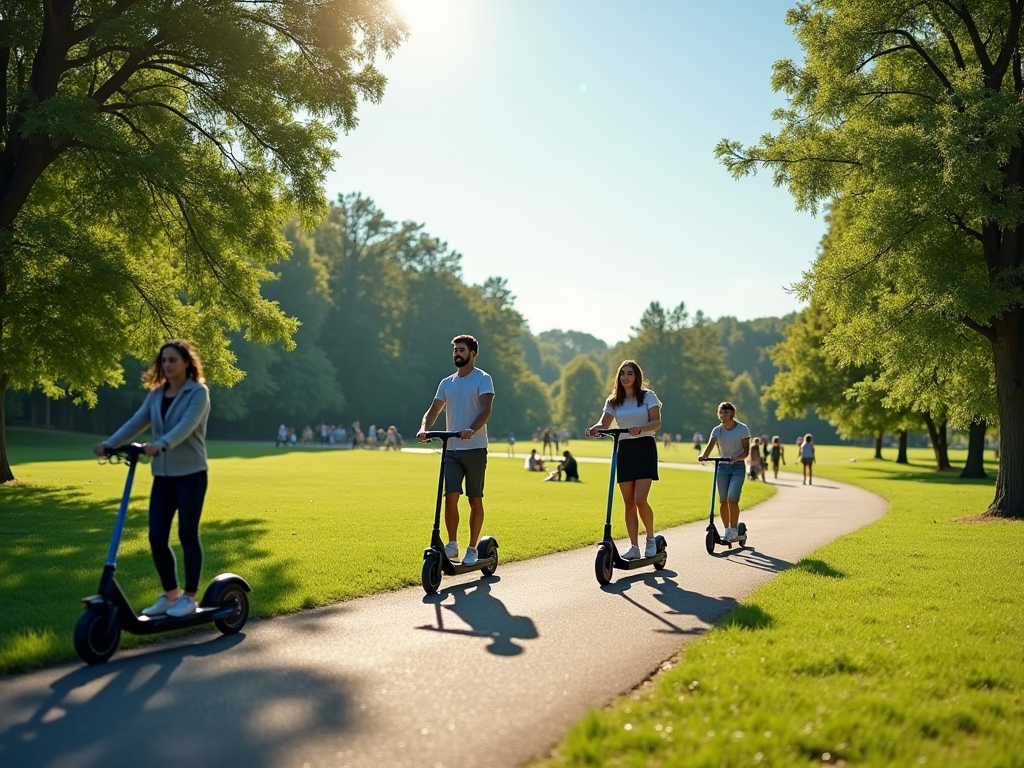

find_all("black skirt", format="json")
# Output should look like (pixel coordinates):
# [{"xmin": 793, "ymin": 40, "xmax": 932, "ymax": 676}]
[{"xmin": 616, "ymin": 435, "xmax": 659, "ymax": 482}]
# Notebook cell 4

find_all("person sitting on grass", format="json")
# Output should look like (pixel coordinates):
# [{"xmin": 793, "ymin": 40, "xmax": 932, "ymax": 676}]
[
  {"xmin": 545, "ymin": 450, "xmax": 579, "ymax": 482},
  {"xmin": 525, "ymin": 449, "xmax": 546, "ymax": 472}
]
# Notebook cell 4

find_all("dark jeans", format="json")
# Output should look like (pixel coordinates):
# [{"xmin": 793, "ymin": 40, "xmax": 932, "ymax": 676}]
[{"xmin": 149, "ymin": 471, "xmax": 207, "ymax": 593}]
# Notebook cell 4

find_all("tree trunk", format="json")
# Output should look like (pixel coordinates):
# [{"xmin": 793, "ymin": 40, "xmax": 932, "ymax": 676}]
[
  {"xmin": 896, "ymin": 430, "xmax": 909, "ymax": 464},
  {"xmin": 988, "ymin": 307, "xmax": 1024, "ymax": 517},
  {"xmin": 0, "ymin": 374, "xmax": 14, "ymax": 483},
  {"xmin": 922, "ymin": 412, "xmax": 952, "ymax": 471},
  {"xmin": 873, "ymin": 432, "xmax": 883, "ymax": 459},
  {"xmin": 960, "ymin": 420, "xmax": 987, "ymax": 479}
]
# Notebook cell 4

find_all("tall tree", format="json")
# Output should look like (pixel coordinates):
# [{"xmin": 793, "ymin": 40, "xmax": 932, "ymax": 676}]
[
  {"xmin": 718, "ymin": 2, "xmax": 1022, "ymax": 514},
  {"xmin": 556, "ymin": 355, "xmax": 605, "ymax": 436},
  {"xmin": 0, "ymin": 1, "xmax": 405, "ymax": 481}
]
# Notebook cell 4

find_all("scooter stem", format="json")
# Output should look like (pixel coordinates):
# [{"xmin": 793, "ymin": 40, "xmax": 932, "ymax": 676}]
[
  {"xmin": 432, "ymin": 435, "xmax": 451, "ymax": 533},
  {"xmin": 709, "ymin": 460, "xmax": 719, "ymax": 523},
  {"xmin": 106, "ymin": 456, "xmax": 140, "ymax": 568},
  {"xmin": 604, "ymin": 431, "xmax": 620, "ymax": 536}
]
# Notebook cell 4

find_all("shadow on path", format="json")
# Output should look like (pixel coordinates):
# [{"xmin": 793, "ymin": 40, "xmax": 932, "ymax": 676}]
[
  {"xmin": 0, "ymin": 634, "xmax": 354, "ymax": 768},
  {"xmin": 418, "ymin": 576, "xmax": 538, "ymax": 656},
  {"xmin": 601, "ymin": 570, "xmax": 739, "ymax": 636}
]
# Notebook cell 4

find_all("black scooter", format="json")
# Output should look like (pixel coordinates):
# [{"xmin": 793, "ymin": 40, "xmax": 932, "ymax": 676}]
[
  {"xmin": 593, "ymin": 428, "xmax": 667, "ymax": 585},
  {"xmin": 702, "ymin": 456, "xmax": 748, "ymax": 554},
  {"xmin": 73, "ymin": 443, "xmax": 251, "ymax": 664},
  {"xmin": 420, "ymin": 431, "xmax": 499, "ymax": 594}
]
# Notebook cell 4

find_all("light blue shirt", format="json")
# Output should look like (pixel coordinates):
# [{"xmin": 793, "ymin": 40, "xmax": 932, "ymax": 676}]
[
  {"xmin": 434, "ymin": 367, "xmax": 494, "ymax": 451},
  {"xmin": 710, "ymin": 420, "xmax": 750, "ymax": 461}
]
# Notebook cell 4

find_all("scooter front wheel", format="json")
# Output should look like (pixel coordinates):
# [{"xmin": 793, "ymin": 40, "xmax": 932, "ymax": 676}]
[
  {"xmin": 422, "ymin": 552, "xmax": 442, "ymax": 594},
  {"xmin": 594, "ymin": 545, "xmax": 614, "ymax": 585},
  {"xmin": 74, "ymin": 605, "xmax": 121, "ymax": 665},
  {"xmin": 214, "ymin": 584, "xmax": 250, "ymax": 635},
  {"xmin": 705, "ymin": 528, "xmax": 716, "ymax": 555}
]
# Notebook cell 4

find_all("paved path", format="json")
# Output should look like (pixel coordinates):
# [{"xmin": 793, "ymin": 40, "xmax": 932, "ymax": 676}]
[{"xmin": 0, "ymin": 466, "xmax": 886, "ymax": 768}]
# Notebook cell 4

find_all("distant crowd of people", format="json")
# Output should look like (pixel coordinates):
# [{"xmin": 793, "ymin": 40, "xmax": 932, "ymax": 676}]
[{"xmin": 274, "ymin": 421, "xmax": 403, "ymax": 450}]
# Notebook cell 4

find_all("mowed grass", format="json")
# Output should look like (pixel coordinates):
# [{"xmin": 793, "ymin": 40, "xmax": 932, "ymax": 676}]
[
  {"xmin": 537, "ymin": 445, "xmax": 1024, "ymax": 768},
  {"xmin": 0, "ymin": 429, "xmax": 773, "ymax": 673}
]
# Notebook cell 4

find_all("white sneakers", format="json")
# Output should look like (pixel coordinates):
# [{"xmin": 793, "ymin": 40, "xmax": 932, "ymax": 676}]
[
  {"xmin": 462, "ymin": 546, "xmax": 478, "ymax": 565},
  {"xmin": 622, "ymin": 545, "xmax": 641, "ymax": 560},
  {"xmin": 645, "ymin": 537, "xmax": 658, "ymax": 557},
  {"xmin": 141, "ymin": 594, "xmax": 175, "ymax": 617},
  {"xmin": 445, "ymin": 541, "xmax": 459, "ymax": 560},
  {"xmin": 167, "ymin": 594, "xmax": 196, "ymax": 617},
  {"xmin": 141, "ymin": 593, "xmax": 196, "ymax": 618},
  {"xmin": 724, "ymin": 527, "xmax": 744, "ymax": 542}
]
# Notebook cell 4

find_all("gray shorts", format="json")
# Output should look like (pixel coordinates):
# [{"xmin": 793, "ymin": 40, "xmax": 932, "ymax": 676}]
[{"xmin": 443, "ymin": 449, "xmax": 488, "ymax": 497}]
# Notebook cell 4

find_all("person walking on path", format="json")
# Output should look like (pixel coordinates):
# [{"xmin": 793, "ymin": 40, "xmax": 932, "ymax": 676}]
[
  {"xmin": 801, "ymin": 433, "xmax": 816, "ymax": 485},
  {"xmin": 698, "ymin": 402, "xmax": 751, "ymax": 543},
  {"xmin": 769, "ymin": 435, "xmax": 786, "ymax": 480},
  {"xmin": 417, "ymin": 335, "xmax": 495, "ymax": 566},
  {"xmin": 92, "ymin": 339, "xmax": 211, "ymax": 618},
  {"xmin": 586, "ymin": 360, "xmax": 662, "ymax": 559}
]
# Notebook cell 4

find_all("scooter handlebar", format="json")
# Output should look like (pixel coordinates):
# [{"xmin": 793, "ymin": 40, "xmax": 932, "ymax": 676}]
[
  {"xmin": 420, "ymin": 431, "xmax": 462, "ymax": 441},
  {"xmin": 699, "ymin": 456, "xmax": 734, "ymax": 463},
  {"xmin": 591, "ymin": 428, "xmax": 631, "ymax": 437},
  {"xmin": 104, "ymin": 443, "xmax": 147, "ymax": 463}
]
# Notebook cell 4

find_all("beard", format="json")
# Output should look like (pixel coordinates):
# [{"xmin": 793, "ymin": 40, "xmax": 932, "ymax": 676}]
[{"xmin": 453, "ymin": 355, "xmax": 469, "ymax": 368}]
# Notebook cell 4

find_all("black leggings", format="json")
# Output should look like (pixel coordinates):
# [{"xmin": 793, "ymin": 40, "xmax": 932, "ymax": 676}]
[{"xmin": 149, "ymin": 472, "xmax": 207, "ymax": 593}]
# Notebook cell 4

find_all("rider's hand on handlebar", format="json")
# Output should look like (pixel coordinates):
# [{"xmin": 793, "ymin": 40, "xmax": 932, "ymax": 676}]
[
  {"xmin": 628, "ymin": 426, "xmax": 642, "ymax": 437},
  {"xmin": 143, "ymin": 443, "xmax": 164, "ymax": 458},
  {"xmin": 92, "ymin": 443, "xmax": 109, "ymax": 457},
  {"xmin": 416, "ymin": 430, "xmax": 428, "ymax": 442}
]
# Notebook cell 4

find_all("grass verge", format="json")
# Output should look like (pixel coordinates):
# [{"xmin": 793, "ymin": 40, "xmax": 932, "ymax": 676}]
[
  {"xmin": 0, "ymin": 428, "xmax": 772, "ymax": 673},
  {"xmin": 536, "ymin": 445, "xmax": 1024, "ymax": 768}
]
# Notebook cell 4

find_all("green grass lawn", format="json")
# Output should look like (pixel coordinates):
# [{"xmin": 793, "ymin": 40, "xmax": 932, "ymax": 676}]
[
  {"xmin": 537, "ymin": 444, "xmax": 1024, "ymax": 768},
  {"xmin": 0, "ymin": 428, "xmax": 773, "ymax": 673}
]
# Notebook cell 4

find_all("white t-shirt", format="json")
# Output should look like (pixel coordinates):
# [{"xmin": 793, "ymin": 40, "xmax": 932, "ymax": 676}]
[
  {"xmin": 801, "ymin": 441, "xmax": 815, "ymax": 459},
  {"xmin": 603, "ymin": 390, "xmax": 662, "ymax": 440},
  {"xmin": 710, "ymin": 420, "xmax": 751, "ymax": 460},
  {"xmin": 434, "ymin": 367, "xmax": 495, "ymax": 451}
]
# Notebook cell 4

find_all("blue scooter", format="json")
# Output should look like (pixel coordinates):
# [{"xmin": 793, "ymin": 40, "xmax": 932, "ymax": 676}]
[{"xmin": 73, "ymin": 443, "xmax": 251, "ymax": 664}]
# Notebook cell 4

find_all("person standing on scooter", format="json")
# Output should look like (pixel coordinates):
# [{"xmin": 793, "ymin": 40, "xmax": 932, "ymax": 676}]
[
  {"xmin": 698, "ymin": 402, "xmax": 751, "ymax": 542},
  {"xmin": 586, "ymin": 359, "xmax": 662, "ymax": 560},
  {"xmin": 417, "ymin": 335, "xmax": 495, "ymax": 566},
  {"xmin": 92, "ymin": 340, "xmax": 211, "ymax": 618}
]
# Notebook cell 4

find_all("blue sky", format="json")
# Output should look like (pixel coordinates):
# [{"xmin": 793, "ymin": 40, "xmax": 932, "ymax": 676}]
[{"xmin": 324, "ymin": 0, "xmax": 824, "ymax": 345}]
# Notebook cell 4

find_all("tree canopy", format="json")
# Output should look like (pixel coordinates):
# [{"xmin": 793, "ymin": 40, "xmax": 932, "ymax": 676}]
[
  {"xmin": 717, "ymin": 0, "xmax": 1024, "ymax": 517},
  {"xmin": 0, "ymin": 0, "xmax": 406, "ymax": 481}
]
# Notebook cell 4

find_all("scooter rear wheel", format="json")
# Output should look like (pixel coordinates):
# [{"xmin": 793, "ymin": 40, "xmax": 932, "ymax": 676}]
[
  {"xmin": 422, "ymin": 552, "xmax": 442, "ymax": 594},
  {"xmin": 214, "ymin": 584, "xmax": 250, "ymax": 635},
  {"xmin": 74, "ymin": 606, "xmax": 121, "ymax": 665},
  {"xmin": 594, "ymin": 545, "xmax": 614, "ymax": 585},
  {"xmin": 653, "ymin": 534, "xmax": 668, "ymax": 570}
]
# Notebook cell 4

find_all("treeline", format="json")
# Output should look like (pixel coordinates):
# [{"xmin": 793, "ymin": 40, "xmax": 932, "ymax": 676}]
[{"xmin": 4, "ymin": 193, "xmax": 833, "ymax": 444}]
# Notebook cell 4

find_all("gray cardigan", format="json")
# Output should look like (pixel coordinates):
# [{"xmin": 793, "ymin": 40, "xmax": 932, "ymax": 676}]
[{"xmin": 105, "ymin": 378, "xmax": 210, "ymax": 476}]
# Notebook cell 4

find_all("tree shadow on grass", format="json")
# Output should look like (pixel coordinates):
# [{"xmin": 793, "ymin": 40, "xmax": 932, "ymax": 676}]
[
  {"xmin": 793, "ymin": 558, "xmax": 846, "ymax": 579},
  {"xmin": 417, "ymin": 576, "xmax": 539, "ymax": 656},
  {"xmin": 0, "ymin": 482, "xmax": 299, "ymax": 673},
  {"xmin": 835, "ymin": 463, "xmax": 997, "ymax": 488},
  {"xmin": 0, "ymin": 638, "xmax": 354, "ymax": 768},
  {"xmin": 601, "ymin": 570, "xmax": 742, "ymax": 635}
]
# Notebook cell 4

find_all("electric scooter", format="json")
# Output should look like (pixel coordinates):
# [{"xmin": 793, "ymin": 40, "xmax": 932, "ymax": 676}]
[
  {"xmin": 73, "ymin": 443, "xmax": 251, "ymax": 665},
  {"xmin": 593, "ymin": 428, "xmax": 667, "ymax": 585},
  {"xmin": 702, "ymin": 456, "xmax": 748, "ymax": 554},
  {"xmin": 420, "ymin": 431, "xmax": 499, "ymax": 594}
]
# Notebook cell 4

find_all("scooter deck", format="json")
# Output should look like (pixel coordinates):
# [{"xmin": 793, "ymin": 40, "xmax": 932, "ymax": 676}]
[
  {"xmin": 444, "ymin": 556, "xmax": 498, "ymax": 576},
  {"xmin": 613, "ymin": 553, "xmax": 667, "ymax": 570}
]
